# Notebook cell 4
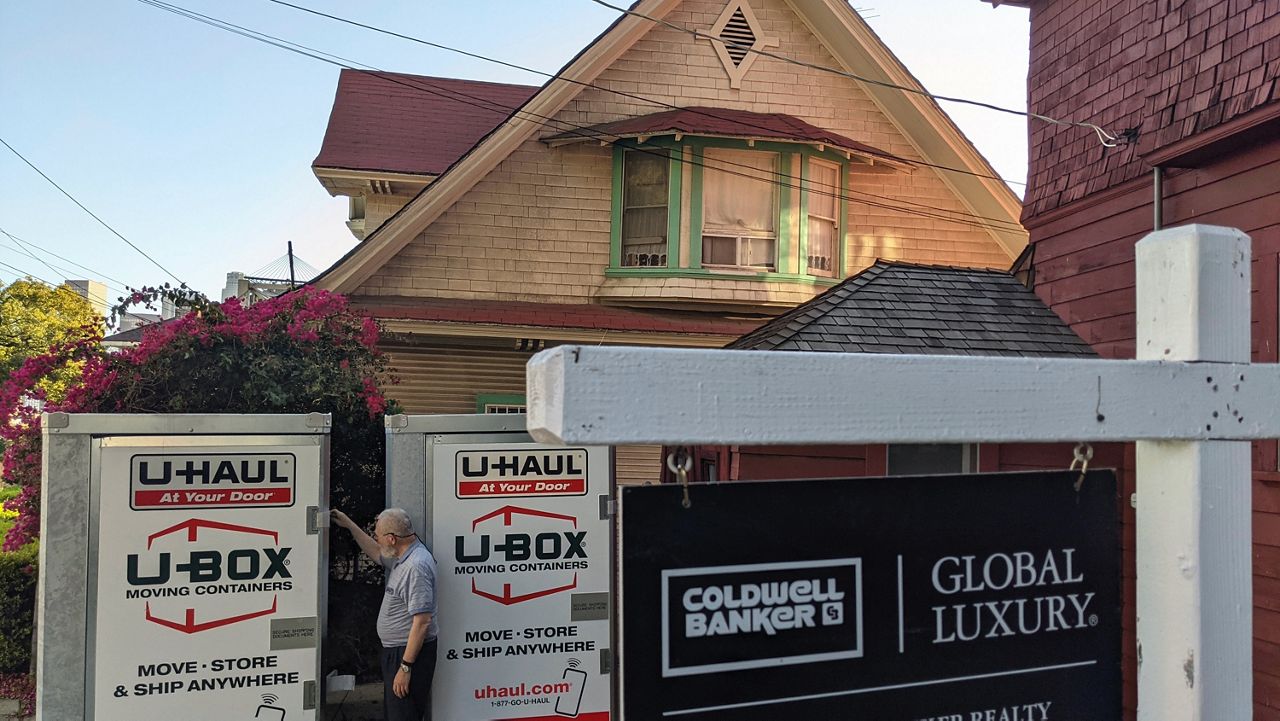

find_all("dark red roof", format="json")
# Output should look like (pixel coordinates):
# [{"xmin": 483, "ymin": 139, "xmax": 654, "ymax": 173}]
[
  {"xmin": 313, "ymin": 69, "xmax": 539, "ymax": 176},
  {"xmin": 543, "ymin": 107, "xmax": 908, "ymax": 164},
  {"xmin": 356, "ymin": 297, "xmax": 765, "ymax": 337}
]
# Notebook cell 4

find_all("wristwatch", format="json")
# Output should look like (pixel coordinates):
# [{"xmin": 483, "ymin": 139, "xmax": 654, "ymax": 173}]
[{"xmin": 399, "ymin": 659, "xmax": 414, "ymax": 675}]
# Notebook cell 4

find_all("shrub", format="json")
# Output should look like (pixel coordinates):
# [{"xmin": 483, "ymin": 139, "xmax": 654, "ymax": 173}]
[
  {"xmin": 0, "ymin": 673, "xmax": 34, "ymax": 717},
  {"xmin": 0, "ymin": 487, "xmax": 18, "ymax": 543},
  {"xmin": 0, "ymin": 543, "xmax": 38, "ymax": 674}
]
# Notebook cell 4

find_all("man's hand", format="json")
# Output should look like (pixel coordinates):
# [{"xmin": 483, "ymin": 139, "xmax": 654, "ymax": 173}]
[
  {"xmin": 393, "ymin": 668, "xmax": 411, "ymax": 698},
  {"xmin": 330, "ymin": 509, "xmax": 382, "ymax": 564},
  {"xmin": 330, "ymin": 508, "xmax": 353, "ymax": 530}
]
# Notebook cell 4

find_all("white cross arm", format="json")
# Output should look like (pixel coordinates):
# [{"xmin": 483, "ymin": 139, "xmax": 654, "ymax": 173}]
[{"xmin": 526, "ymin": 346, "xmax": 1280, "ymax": 445}]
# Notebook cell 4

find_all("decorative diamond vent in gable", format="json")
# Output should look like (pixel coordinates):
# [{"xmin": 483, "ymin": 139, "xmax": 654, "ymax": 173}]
[
  {"xmin": 720, "ymin": 8, "xmax": 755, "ymax": 65},
  {"xmin": 707, "ymin": 1, "xmax": 778, "ymax": 88}
]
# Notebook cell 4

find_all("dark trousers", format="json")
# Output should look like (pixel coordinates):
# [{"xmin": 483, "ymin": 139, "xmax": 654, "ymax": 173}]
[{"xmin": 381, "ymin": 640, "xmax": 437, "ymax": 721}]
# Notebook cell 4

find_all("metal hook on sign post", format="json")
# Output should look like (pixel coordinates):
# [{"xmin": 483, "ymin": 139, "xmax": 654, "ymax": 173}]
[
  {"xmin": 1069, "ymin": 442, "xmax": 1094, "ymax": 492},
  {"xmin": 666, "ymin": 448, "xmax": 694, "ymax": 509}
]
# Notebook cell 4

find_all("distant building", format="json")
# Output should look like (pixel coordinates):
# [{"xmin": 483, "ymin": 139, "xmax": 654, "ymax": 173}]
[
  {"xmin": 222, "ymin": 249, "xmax": 319, "ymax": 305},
  {"xmin": 66, "ymin": 278, "xmax": 172, "ymax": 333}
]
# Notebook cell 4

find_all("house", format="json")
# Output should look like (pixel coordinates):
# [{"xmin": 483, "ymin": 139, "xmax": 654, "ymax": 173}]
[
  {"xmin": 985, "ymin": 1, "xmax": 1280, "ymax": 717},
  {"xmin": 310, "ymin": 0, "xmax": 1028, "ymax": 483}
]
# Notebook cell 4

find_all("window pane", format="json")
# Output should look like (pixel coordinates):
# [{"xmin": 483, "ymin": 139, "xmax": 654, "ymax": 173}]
[
  {"xmin": 623, "ymin": 207, "xmax": 667, "ymax": 246},
  {"xmin": 702, "ymin": 236, "xmax": 739, "ymax": 266},
  {"xmin": 624, "ymin": 151, "xmax": 669, "ymax": 207},
  {"xmin": 702, "ymin": 149, "xmax": 777, "ymax": 236},
  {"xmin": 807, "ymin": 217, "xmax": 835, "ymax": 275},
  {"xmin": 622, "ymin": 150, "xmax": 669, "ymax": 266},
  {"xmin": 887, "ymin": 444, "xmax": 968, "ymax": 476},
  {"xmin": 808, "ymin": 161, "xmax": 839, "ymax": 219},
  {"xmin": 742, "ymin": 237, "xmax": 776, "ymax": 269}
]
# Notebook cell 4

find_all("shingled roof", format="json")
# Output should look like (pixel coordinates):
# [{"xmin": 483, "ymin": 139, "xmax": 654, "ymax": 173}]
[
  {"xmin": 728, "ymin": 261, "xmax": 1094, "ymax": 357},
  {"xmin": 313, "ymin": 70, "xmax": 538, "ymax": 176},
  {"xmin": 542, "ymin": 107, "xmax": 909, "ymax": 166}
]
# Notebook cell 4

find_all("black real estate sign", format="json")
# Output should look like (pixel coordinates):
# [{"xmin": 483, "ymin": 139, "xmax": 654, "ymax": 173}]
[{"xmin": 618, "ymin": 470, "xmax": 1121, "ymax": 721}]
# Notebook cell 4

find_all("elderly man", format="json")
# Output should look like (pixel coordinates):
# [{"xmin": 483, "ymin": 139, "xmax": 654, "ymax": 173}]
[{"xmin": 331, "ymin": 507, "xmax": 438, "ymax": 721}]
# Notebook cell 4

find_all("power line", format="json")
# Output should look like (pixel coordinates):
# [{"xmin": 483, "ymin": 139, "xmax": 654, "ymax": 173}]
[
  {"xmin": 143, "ymin": 0, "xmax": 1023, "ymax": 233},
  {"xmin": 263, "ymin": 0, "xmax": 1024, "ymax": 186},
  {"xmin": 588, "ymin": 0, "xmax": 1125, "ymax": 148},
  {"xmin": 0, "ymin": 260, "xmax": 58, "ymax": 289},
  {"xmin": 0, "ymin": 136, "xmax": 188, "ymax": 285},
  {"xmin": 137, "ymin": 0, "xmax": 1025, "ymax": 233},
  {"xmin": 0, "ymin": 227, "xmax": 130, "ymax": 289},
  {"xmin": 0, "ymin": 238, "xmax": 124, "ymax": 310}
]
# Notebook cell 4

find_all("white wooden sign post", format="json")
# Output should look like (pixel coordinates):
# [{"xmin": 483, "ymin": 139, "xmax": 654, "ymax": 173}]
[{"xmin": 525, "ymin": 225, "xmax": 1259, "ymax": 721}]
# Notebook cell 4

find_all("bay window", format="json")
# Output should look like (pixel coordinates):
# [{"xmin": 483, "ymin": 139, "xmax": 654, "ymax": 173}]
[{"xmin": 608, "ymin": 139, "xmax": 848, "ymax": 283}]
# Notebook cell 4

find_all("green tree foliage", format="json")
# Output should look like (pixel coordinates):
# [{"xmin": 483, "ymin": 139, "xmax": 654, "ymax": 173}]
[{"xmin": 0, "ymin": 279, "xmax": 100, "ymax": 403}]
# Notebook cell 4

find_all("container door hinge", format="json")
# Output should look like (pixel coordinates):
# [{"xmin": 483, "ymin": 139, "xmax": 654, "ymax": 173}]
[
  {"xmin": 599, "ymin": 648, "xmax": 613, "ymax": 674},
  {"xmin": 303, "ymin": 679, "xmax": 317, "ymax": 709},
  {"xmin": 600, "ymin": 495, "xmax": 615, "ymax": 520}
]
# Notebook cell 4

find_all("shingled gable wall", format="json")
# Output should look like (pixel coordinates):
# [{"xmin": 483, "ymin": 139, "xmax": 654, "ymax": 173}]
[{"xmin": 353, "ymin": 0, "xmax": 1015, "ymax": 305}]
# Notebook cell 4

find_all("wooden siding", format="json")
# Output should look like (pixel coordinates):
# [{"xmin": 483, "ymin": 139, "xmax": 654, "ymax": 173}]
[
  {"xmin": 384, "ymin": 343, "xmax": 662, "ymax": 485},
  {"xmin": 615, "ymin": 445, "xmax": 664, "ymax": 486},
  {"xmin": 384, "ymin": 344, "xmax": 530, "ymax": 415},
  {"xmin": 355, "ymin": 0, "xmax": 1014, "ymax": 305},
  {"xmin": 1024, "ymin": 133, "xmax": 1280, "ymax": 719},
  {"xmin": 1022, "ymin": 0, "xmax": 1280, "ymax": 219}
]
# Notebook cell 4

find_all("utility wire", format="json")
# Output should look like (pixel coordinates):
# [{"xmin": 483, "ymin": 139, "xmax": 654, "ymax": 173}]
[
  {"xmin": 0, "ymin": 136, "xmax": 187, "ymax": 285},
  {"xmin": 264, "ymin": 0, "xmax": 1023, "ymax": 186},
  {"xmin": 588, "ymin": 0, "xmax": 1124, "ymax": 148},
  {"xmin": 0, "ymin": 237, "xmax": 124, "ymax": 310},
  {"xmin": 0, "ymin": 260, "xmax": 58, "ymax": 289},
  {"xmin": 138, "ymin": 0, "xmax": 1025, "ymax": 233},
  {"xmin": 143, "ymin": 0, "xmax": 1023, "ymax": 232},
  {"xmin": 0, "ymin": 227, "xmax": 130, "ymax": 289}
]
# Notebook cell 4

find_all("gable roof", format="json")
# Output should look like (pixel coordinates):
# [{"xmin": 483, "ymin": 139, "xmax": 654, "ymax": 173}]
[
  {"xmin": 729, "ymin": 260, "xmax": 1095, "ymax": 357},
  {"xmin": 312, "ymin": 0, "xmax": 1026, "ymax": 293},
  {"xmin": 542, "ymin": 107, "xmax": 909, "ymax": 166},
  {"xmin": 313, "ymin": 70, "xmax": 538, "ymax": 176}
]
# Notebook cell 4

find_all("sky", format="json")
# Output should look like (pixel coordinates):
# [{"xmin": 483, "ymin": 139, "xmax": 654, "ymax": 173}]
[{"xmin": 0, "ymin": 0, "xmax": 1030, "ymax": 307}]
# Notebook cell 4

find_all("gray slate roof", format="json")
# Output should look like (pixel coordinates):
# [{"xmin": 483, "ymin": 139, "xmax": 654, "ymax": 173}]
[{"xmin": 728, "ymin": 261, "xmax": 1096, "ymax": 357}]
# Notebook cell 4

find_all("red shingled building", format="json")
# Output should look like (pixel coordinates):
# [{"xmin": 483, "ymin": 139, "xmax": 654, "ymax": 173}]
[{"xmin": 987, "ymin": 0, "xmax": 1280, "ymax": 717}]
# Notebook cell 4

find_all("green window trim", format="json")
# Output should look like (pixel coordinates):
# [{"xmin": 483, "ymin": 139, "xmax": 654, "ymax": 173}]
[
  {"xmin": 608, "ymin": 137, "xmax": 850, "ymax": 284},
  {"xmin": 476, "ymin": 393, "xmax": 527, "ymax": 414}
]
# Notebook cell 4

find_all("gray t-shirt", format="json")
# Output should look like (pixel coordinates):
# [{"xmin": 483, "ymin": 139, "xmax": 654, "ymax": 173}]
[{"xmin": 376, "ymin": 542, "xmax": 438, "ymax": 647}]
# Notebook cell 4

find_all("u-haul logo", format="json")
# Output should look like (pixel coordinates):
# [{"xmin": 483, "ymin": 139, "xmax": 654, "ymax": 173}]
[
  {"xmin": 129, "ymin": 453, "xmax": 295, "ymax": 510},
  {"xmin": 455, "ymin": 449, "xmax": 588, "ymax": 498}
]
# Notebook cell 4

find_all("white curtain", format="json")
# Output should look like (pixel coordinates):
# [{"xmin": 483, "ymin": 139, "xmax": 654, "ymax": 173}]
[{"xmin": 702, "ymin": 149, "xmax": 777, "ymax": 236}]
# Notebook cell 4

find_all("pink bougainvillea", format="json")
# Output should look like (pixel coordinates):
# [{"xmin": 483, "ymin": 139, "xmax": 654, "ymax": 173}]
[{"xmin": 1, "ymin": 285, "xmax": 398, "ymax": 549}]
